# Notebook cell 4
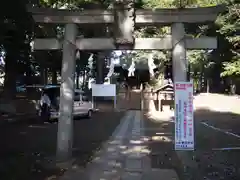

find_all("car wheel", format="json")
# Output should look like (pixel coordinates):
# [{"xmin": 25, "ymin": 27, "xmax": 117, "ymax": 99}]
[{"xmin": 87, "ymin": 110, "xmax": 93, "ymax": 118}]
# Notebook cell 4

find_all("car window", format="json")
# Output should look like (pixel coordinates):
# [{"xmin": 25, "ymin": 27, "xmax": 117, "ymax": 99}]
[
  {"xmin": 41, "ymin": 88, "xmax": 83, "ymax": 102},
  {"xmin": 74, "ymin": 92, "xmax": 80, "ymax": 96},
  {"xmin": 42, "ymin": 87, "xmax": 60, "ymax": 102},
  {"xmin": 82, "ymin": 95, "xmax": 89, "ymax": 102},
  {"xmin": 74, "ymin": 92, "xmax": 80, "ymax": 101}
]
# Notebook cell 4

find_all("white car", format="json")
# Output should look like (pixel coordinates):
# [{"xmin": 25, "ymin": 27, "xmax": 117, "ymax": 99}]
[{"xmin": 38, "ymin": 85, "xmax": 94, "ymax": 120}]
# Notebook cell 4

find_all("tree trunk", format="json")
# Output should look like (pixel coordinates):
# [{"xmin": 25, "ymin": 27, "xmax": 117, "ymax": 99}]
[
  {"xmin": 198, "ymin": 75, "xmax": 202, "ymax": 92},
  {"xmin": 211, "ymin": 63, "xmax": 222, "ymax": 93},
  {"xmin": 25, "ymin": 63, "xmax": 32, "ymax": 85},
  {"xmin": 207, "ymin": 79, "xmax": 210, "ymax": 93},
  {"xmin": 76, "ymin": 70, "xmax": 80, "ymax": 89},
  {"xmin": 44, "ymin": 69, "xmax": 48, "ymax": 85},
  {"xmin": 52, "ymin": 70, "xmax": 57, "ymax": 84},
  {"xmin": 40, "ymin": 67, "xmax": 45, "ymax": 85},
  {"xmin": 82, "ymin": 70, "xmax": 86, "ymax": 89},
  {"xmin": 200, "ymin": 64, "xmax": 205, "ymax": 92},
  {"xmin": 96, "ymin": 57, "xmax": 104, "ymax": 84},
  {"xmin": 230, "ymin": 78, "xmax": 236, "ymax": 95},
  {"xmin": 40, "ymin": 67, "xmax": 48, "ymax": 85}
]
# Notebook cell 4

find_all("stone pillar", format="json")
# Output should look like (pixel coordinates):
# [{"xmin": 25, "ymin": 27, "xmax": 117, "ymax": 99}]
[
  {"xmin": 171, "ymin": 23, "xmax": 187, "ymax": 82},
  {"xmin": 56, "ymin": 24, "xmax": 77, "ymax": 162},
  {"xmin": 114, "ymin": 0, "xmax": 135, "ymax": 47}
]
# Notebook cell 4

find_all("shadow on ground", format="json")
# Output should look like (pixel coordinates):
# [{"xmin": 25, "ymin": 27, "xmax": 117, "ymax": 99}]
[
  {"xmin": 189, "ymin": 108, "xmax": 240, "ymax": 180},
  {"xmin": 143, "ymin": 108, "xmax": 240, "ymax": 180},
  {"xmin": 143, "ymin": 112, "xmax": 184, "ymax": 179},
  {"xmin": 0, "ymin": 111, "xmax": 124, "ymax": 180}
]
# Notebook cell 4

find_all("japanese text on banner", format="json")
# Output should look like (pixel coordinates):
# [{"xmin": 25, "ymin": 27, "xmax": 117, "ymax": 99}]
[{"xmin": 174, "ymin": 82, "xmax": 194, "ymax": 150}]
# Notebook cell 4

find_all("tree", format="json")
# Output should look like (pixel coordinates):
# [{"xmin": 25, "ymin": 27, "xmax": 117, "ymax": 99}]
[
  {"xmin": 217, "ymin": 0, "xmax": 240, "ymax": 77},
  {"xmin": 0, "ymin": 0, "xmax": 34, "ymax": 98}
]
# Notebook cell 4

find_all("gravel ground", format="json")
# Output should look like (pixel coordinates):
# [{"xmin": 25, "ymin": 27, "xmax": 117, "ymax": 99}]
[
  {"xmin": 143, "ymin": 93, "xmax": 240, "ymax": 180},
  {"xmin": 186, "ymin": 94, "xmax": 240, "ymax": 180},
  {"xmin": 189, "ymin": 108, "xmax": 240, "ymax": 180},
  {"xmin": 0, "ymin": 111, "xmax": 124, "ymax": 180}
]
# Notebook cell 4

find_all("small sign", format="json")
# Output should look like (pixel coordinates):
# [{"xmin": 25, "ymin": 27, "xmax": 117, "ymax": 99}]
[
  {"xmin": 174, "ymin": 81, "xmax": 194, "ymax": 150},
  {"xmin": 92, "ymin": 84, "xmax": 116, "ymax": 97}
]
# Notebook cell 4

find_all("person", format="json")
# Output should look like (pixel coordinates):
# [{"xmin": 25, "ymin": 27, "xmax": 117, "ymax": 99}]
[
  {"xmin": 55, "ymin": 96, "xmax": 60, "ymax": 110},
  {"xmin": 40, "ymin": 92, "xmax": 51, "ymax": 122}
]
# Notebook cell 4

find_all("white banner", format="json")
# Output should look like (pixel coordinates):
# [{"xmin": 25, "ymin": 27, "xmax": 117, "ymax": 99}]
[{"xmin": 174, "ymin": 81, "xmax": 194, "ymax": 150}]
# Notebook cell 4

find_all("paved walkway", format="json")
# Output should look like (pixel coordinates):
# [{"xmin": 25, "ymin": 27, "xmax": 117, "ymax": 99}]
[{"xmin": 60, "ymin": 110, "xmax": 179, "ymax": 180}]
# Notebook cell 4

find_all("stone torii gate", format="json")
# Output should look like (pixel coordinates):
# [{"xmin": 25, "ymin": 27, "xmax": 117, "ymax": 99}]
[{"xmin": 28, "ymin": 3, "xmax": 223, "ymax": 162}]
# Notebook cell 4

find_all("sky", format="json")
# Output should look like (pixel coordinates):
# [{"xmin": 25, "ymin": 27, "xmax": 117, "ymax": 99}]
[
  {"xmin": 0, "ymin": 51, "xmax": 5, "ymax": 65},
  {"xmin": 115, "ymin": 50, "xmax": 122, "ymax": 56},
  {"xmin": 112, "ymin": 50, "xmax": 122, "ymax": 65}
]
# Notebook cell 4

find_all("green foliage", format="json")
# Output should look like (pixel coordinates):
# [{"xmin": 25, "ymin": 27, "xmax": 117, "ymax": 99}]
[
  {"xmin": 143, "ymin": 0, "xmax": 239, "ymax": 81},
  {"xmin": 142, "ymin": 0, "xmax": 175, "ymax": 8},
  {"xmin": 142, "ymin": 0, "xmax": 221, "ymax": 8},
  {"xmin": 221, "ymin": 60, "xmax": 240, "ymax": 76},
  {"xmin": 188, "ymin": 50, "xmax": 215, "ymax": 78},
  {"xmin": 216, "ymin": 0, "xmax": 240, "ymax": 77},
  {"xmin": 39, "ymin": 0, "xmax": 112, "ymax": 8}
]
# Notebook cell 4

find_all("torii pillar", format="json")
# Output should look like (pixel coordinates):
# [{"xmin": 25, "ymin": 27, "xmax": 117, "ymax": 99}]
[
  {"xmin": 56, "ymin": 24, "xmax": 77, "ymax": 162},
  {"xmin": 172, "ymin": 23, "xmax": 187, "ymax": 82}
]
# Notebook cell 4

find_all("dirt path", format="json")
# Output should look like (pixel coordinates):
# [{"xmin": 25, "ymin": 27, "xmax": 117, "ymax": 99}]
[{"xmin": 143, "ymin": 113, "xmax": 184, "ymax": 179}]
